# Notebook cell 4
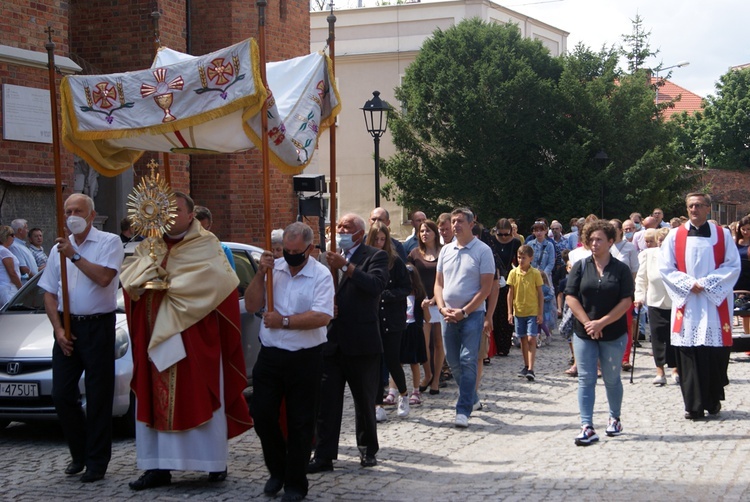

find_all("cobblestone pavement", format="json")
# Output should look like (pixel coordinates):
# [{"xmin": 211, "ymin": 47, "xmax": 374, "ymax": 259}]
[{"xmin": 2, "ymin": 329, "xmax": 750, "ymax": 501}]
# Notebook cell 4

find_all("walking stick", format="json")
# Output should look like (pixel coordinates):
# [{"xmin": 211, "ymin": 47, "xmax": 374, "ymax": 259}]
[{"xmin": 630, "ymin": 307, "xmax": 642, "ymax": 384}]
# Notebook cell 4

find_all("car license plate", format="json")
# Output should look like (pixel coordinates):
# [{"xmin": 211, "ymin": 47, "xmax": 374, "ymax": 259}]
[{"xmin": 0, "ymin": 382, "xmax": 39, "ymax": 398}]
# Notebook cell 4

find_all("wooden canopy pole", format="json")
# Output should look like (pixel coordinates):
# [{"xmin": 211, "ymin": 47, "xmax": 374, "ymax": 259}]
[
  {"xmin": 45, "ymin": 26, "xmax": 71, "ymax": 341},
  {"xmin": 327, "ymin": 2, "xmax": 338, "ymax": 286},
  {"xmin": 257, "ymin": 0, "xmax": 274, "ymax": 309}
]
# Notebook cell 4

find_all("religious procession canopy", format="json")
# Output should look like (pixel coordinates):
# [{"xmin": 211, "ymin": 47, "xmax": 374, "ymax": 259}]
[{"xmin": 61, "ymin": 38, "xmax": 340, "ymax": 176}]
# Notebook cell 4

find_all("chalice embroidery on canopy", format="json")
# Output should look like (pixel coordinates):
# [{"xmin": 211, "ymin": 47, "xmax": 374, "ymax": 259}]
[
  {"xmin": 141, "ymin": 68, "xmax": 185, "ymax": 123},
  {"xmin": 127, "ymin": 159, "xmax": 177, "ymax": 290}
]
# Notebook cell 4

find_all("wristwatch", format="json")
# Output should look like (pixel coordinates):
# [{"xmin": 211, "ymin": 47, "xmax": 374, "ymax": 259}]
[
  {"xmin": 71, "ymin": 253, "xmax": 81, "ymax": 263},
  {"xmin": 341, "ymin": 261, "xmax": 350, "ymax": 273},
  {"xmin": 282, "ymin": 316, "xmax": 290, "ymax": 329},
  {"xmin": 461, "ymin": 308, "xmax": 468, "ymax": 318}
]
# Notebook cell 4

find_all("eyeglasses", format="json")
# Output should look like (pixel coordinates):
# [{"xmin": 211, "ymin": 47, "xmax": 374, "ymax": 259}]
[
  {"xmin": 534, "ymin": 220, "xmax": 545, "ymax": 225},
  {"xmin": 497, "ymin": 232, "xmax": 511, "ymax": 237}
]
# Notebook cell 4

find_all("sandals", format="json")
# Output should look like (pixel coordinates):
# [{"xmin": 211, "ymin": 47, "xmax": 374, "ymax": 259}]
[
  {"xmin": 383, "ymin": 389, "xmax": 397, "ymax": 405},
  {"xmin": 418, "ymin": 376, "xmax": 433, "ymax": 393},
  {"xmin": 564, "ymin": 366, "xmax": 578, "ymax": 377},
  {"xmin": 409, "ymin": 390, "xmax": 422, "ymax": 405}
]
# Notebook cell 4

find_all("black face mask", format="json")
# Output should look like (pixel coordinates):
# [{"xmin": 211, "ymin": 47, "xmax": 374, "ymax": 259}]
[{"xmin": 283, "ymin": 245, "xmax": 310, "ymax": 267}]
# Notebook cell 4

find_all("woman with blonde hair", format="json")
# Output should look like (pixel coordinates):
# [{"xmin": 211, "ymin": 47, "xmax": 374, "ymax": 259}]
[{"xmin": 635, "ymin": 227, "xmax": 678, "ymax": 385}]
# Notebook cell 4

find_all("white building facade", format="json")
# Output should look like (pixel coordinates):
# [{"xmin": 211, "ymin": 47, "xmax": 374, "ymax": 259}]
[{"xmin": 310, "ymin": 0, "xmax": 568, "ymax": 237}]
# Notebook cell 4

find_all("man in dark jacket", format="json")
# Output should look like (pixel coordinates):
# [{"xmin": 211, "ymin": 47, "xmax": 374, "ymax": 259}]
[{"xmin": 308, "ymin": 213, "xmax": 389, "ymax": 472}]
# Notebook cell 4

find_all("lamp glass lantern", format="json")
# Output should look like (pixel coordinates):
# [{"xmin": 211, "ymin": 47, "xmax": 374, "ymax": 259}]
[{"xmin": 361, "ymin": 90, "xmax": 392, "ymax": 207}]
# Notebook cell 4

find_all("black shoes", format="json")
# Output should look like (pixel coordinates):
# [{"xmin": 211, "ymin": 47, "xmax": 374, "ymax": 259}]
[
  {"xmin": 282, "ymin": 492, "xmax": 306, "ymax": 502},
  {"xmin": 64, "ymin": 461, "xmax": 85, "ymax": 476},
  {"xmin": 360, "ymin": 454, "xmax": 377, "ymax": 468},
  {"xmin": 264, "ymin": 477, "xmax": 284, "ymax": 496},
  {"xmin": 708, "ymin": 402, "xmax": 722, "ymax": 416},
  {"xmin": 306, "ymin": 457, "xmax": 333, "ymax": 473},
  {"xmin": 684, "ymin": 410, "xmax": 705, "ymax": 420},
  {"xmin": 208, "ymin": 469, "xmax": 227, "ymax": 482},
  {"xmin": 129, "ymin": 469, "xmax": 172, "ymax": 490},
  {"xmin": 81, "ymin": 470, "xmax": 105, "ymax": 483}
]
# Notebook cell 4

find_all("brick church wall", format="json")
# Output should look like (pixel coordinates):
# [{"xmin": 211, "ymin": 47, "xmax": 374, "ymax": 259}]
[{"xmin": 1, "ymin": 0, "xmax": 309, "ymax": 247}]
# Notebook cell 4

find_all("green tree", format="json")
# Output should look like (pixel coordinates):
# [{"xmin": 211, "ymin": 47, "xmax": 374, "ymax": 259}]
[
  {"xmin": 620, "ymin": 14, "xmax": 658, "ymax": 73},
  {"xmin": 381, "ymin": 19, "xmax": 563, "ymax": 225},
  {"xmin": 675, "ymin": 67, "xmax": 750, "ymax": 169},
  {"xmin": 382, "ymin": 18, "xmax": 692, "ymax": 226}
]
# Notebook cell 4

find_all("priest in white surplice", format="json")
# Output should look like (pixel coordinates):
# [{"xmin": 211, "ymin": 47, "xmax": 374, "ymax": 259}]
[{"xmin": 659, "ymin": 193, "xmax": 740, "ymax": 420}]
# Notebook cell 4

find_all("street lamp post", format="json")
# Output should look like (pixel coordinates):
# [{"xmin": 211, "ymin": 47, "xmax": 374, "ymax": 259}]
[
  {"xmin": 594, "ymin": 150, "xmax": 609, "ymax": 218},
  {"xmin": 654, "ymin": 60, "xmax": 690, "ymax": 105},
  {"xmin": 361, "ymin": 90, "xmax": 392, "ymax": 208}
]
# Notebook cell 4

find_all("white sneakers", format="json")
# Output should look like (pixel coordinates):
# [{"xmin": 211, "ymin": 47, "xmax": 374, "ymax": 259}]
[
  {"xmin": 455, "ymin": 414, "xmax": 469, "ymax": 428},
  {"xmin": 378, "ymin": 395, "xmax": 410, "ymax": 422},
  {"xmin": 375, "ymin": 406, "xmax": 388, "ymax": 423},
  {"xmin": 397, "ymin": 394, "xmax": 410, "ymax": 418}
]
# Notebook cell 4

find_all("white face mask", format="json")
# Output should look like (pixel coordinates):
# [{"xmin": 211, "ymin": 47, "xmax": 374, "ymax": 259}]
[
  {"xmin": 336, "ymin": 233, "xmax": 355, "ymax": 251},
  {"xmin": 66, "ymin": 215, "xmax": 89, "ymax": 235}
]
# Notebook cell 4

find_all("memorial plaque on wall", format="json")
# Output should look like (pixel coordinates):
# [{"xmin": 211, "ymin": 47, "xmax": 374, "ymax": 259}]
[{"xmin": 2, "ymin": 84, "xmax": 53, "ymax": 144}]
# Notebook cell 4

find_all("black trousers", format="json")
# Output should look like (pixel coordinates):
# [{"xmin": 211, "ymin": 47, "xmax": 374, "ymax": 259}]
[
  {"xmin": 649, "ymin": 307, "xmax": 676, "ymax": 368},
  {"xmin": 675, "ymin": 345, "xmax": 730, "ymax": 413},
  {"xmin": 251, "ymin": 344, "xmax": 323, "ymax": 496},
  {"xmin": 51, "ymin": 313, "xmax": 115, "ymax": 474},
  {"xmin": 492, "ymin": 285, "xmax": 514, "ymax": 355},
  {"xmin": 314, "ymin": 348, "xmax": 380, "ymax": 460},
  {"xmin": 378, "ymin": 330, "xmax": 407, "ymax": 402}
]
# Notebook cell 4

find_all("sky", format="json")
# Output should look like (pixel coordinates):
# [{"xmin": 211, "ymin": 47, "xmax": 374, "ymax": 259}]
[
  {"xmin": 347, "ymin": 0, "xmax": 749, "ymax": 98},
  {"xmin": 507, "ymin": 0, "xmax": 750, "ymax": 97}
]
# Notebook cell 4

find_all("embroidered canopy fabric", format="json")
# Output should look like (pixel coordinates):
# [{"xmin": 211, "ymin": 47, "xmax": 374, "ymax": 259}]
[{"xmin": 61, "ymin": 38, "xmax": 340, "ymax": 175}]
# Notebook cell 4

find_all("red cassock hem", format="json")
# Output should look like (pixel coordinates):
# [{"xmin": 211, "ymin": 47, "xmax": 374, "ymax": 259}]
[{"xmin": 126, "ymin": 289, "xmax": 253, "ymax": 437}]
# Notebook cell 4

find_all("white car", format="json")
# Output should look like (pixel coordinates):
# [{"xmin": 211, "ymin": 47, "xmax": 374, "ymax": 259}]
[{"xmin": 0, "ymin": 241, "xmax": 263, "ymax": 432}]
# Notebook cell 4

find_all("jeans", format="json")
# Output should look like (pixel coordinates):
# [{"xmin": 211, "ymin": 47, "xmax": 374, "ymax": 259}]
[
  {"xmin": 573, "ymin": 333, "xmax": 627, "ymax": 428},
  {"xmin": 442, "ymin": 311, "xmax": 484, "ymax": 416}
]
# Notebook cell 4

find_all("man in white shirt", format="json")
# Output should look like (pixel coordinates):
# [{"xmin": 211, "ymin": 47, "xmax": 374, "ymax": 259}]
[
  {"xmin": 39, "ymin": 194, "xmax": 124, "ymax": 483},
  {"xmin": 10, "ymin": 219, "xmax": 38, "ymax": 281},
  {"xmin": 246, "ymin": 222, "xmax": 334, "ymax": 501}
]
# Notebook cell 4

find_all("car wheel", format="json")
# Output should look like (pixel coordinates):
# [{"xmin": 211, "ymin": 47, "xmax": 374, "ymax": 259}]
[{"xmin": 114, "ymin": 392, "xmax": 136, "ymax": 438}]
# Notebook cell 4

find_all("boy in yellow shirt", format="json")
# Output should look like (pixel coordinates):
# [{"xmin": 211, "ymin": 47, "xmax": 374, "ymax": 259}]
[{"xmin": 507, "ymin": 245, "xmax": 544, "ymax": 381}]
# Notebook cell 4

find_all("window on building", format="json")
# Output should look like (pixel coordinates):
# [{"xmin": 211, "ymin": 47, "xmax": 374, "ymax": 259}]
[{"xmin": 711, "ymin": 202, "xmax": 737, "ymax": 225}]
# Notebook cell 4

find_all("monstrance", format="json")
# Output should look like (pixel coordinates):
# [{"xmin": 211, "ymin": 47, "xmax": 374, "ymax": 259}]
[{"xmin": 126, "ymin": 159, "xmax": 177, "ymax": 290}]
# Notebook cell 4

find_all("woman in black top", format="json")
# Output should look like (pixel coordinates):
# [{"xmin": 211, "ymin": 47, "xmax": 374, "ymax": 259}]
[
  {"xmin": 487, "ymin": 218, "xmax": 521, "ymax": 356},
  {"xmin": 367, "ymin": 222, "xmax": 411, "ymax": 420},
  {"xmin": 565, "ymin": 220, "xmax": 634, "ymax": 446}
]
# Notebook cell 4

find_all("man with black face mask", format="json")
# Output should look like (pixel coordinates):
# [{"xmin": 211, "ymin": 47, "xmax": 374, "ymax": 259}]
[{"xmin": 245, "ymin": 222, "xmax": 334, "ymax": 502}]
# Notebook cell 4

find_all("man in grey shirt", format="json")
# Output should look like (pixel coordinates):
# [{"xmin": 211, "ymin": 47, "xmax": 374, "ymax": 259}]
[{"xmin": 434, "ymin": 208, "xmax": 494, "ymax": 428}]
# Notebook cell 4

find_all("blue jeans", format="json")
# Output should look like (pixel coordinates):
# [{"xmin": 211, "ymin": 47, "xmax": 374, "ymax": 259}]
[
  {"xmin": 514, "ymin": 315, "xmax": 538, "ymax": 336},
  {"xmin": 573, "ymin": 333, "xmax": 627, "ymax": 428},
  {"xmin": 442, "ymin": 311, "xmax": 483, "ymax": 416}
]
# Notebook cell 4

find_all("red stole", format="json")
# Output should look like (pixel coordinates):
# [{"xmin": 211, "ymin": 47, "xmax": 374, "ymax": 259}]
[{"xmin": 673, "ymin": 224, "xmax": 733, "ymax": 346}]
